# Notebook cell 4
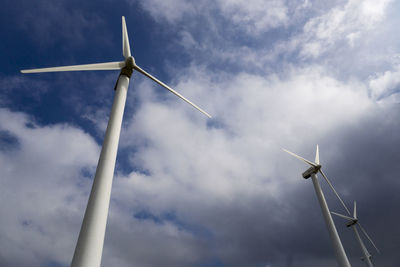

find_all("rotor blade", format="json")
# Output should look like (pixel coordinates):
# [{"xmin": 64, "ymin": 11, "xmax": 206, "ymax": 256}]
[
  {"xmin": 331, "ymin": 211, "xmax": 354, "ymax": 221},
  {"xmin": 282, "ymin": 148, "xmax": 318, "ymax": 167},
  {"xmin": 122, "ymin": 16, "xmax": 131, "ymax": 58},
  {"xmin": 358, "ymin": 223, "xmax": 380, "ymax": 254},
  {"xmin": 319, "ymin": 169, "xmax": 351, "ymax": 215},
  {"xmin": 315, "ymin": 144, "xmax": 320, "ymax": 164},
  {"xmin": 21, "ymin": 61, "xmax": 125, "ymax": 73},
  {"xmin": 353, "ymin": 201, "xmax": 357, "ymax": 219},
  {"xmin": 133, "ymin": 65, "xmax": 211, "ymax": 118}
]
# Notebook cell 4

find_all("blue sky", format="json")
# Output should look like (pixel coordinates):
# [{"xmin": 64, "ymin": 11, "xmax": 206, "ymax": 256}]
[{"xmin": 1, "ymin": 0, "xmax": 400, "ymax": 266}]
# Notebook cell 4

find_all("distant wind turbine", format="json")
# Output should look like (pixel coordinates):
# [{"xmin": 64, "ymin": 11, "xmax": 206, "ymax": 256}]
[
  {"xmin": 283, "ymin": 145, "xmax": 351, "ymax": 267},
  {"xmin": 21, "ymin": 16, "xmax": 211, "ymax": 267},
  {"xmin": 332, "ymin": 201, "xmax": 380, "ymax": 267}
]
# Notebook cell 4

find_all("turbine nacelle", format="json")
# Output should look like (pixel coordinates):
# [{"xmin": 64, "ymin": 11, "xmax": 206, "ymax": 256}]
[
  {"xmin": 302, "ymin": 165, "xmax": 321, "ymax": 179},
  {"xmin": 345, "ymin": 218, "xmax": 358, "ymax": 227},
  {"xmin": 361, "ymin": 252, "xmax": 372, "ymax": 261}
]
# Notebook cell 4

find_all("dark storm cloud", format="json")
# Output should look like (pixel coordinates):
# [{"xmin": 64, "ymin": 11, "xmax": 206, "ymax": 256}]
[
  {"xmin": 320, "ymin": 105, "xmax": 400, "ymax": 266},
  {"xmin": 127, "ymin": 103, "xmax": 400, "ymax": 267}
]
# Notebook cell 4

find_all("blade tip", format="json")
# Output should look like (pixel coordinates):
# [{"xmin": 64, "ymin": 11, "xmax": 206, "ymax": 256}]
[
  {"xmin": 204, "ymin": 111, "xmax": 212, "ymax": 118},
  {"xmin": 20, "ymin": 69, "xmax": 33, "ymax": 73},
  {"xmin": 200, "ymin": 109, "xmax": 212, "ymax": 118}
]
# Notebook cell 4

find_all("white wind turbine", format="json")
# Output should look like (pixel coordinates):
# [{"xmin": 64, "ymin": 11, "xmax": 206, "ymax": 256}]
[
  {"xmin": 332, "ymin": 201, "xmax": 380, "ymax": 267},
  {"xmin": 283, "ymin": 145, "xmax": 351, "ymax": 267},
  {"xmin": 21, "ymin": 16, "xmax": 211, "ymax": 267}
]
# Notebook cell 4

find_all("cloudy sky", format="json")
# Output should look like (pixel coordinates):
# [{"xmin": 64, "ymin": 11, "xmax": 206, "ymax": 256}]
[{"xmin": 1, "ymin": 0, "xmax": 399, "ymax": 266}]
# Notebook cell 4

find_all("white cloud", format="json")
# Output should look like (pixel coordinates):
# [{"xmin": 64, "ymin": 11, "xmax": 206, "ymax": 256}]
[
  {"xmin": 299, "ymin": 0, "xmax": 393, "ymax": 58},
  {"xmin": 0, "ymin": 108, "xmax": 100, "ymax": 266},
  {"xmin": 0, "ymin": 76, "xmax": 49, "ymax": 106},
  {"xmin": 137, "ymin": 0, "xmax": 288, "ymax": 35},
  {"xmin": 216, "ymin": 0, "xmax": 289, "ymax": 34},
  {"xmin": 134, "ymin": 0, "xmax": 396, "ymax": 83},
  {"xmin": 136, "ymin": 0, "xmax": 195, "ymax": 23},
  {"xmin": 369, "ymin": 64, "xmax": 400, "ymax": 100}
]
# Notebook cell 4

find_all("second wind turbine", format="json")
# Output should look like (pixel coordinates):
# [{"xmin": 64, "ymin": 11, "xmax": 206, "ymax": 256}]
[
  {"xmin": 283, "ymin": 145, "xmax": 351, "ymax": 267},
  {"xmin": 332, "ymin": 201, "xmax": 380, "ymax": 267},
  {"xmin": 21, "ymin": 16, "xmax": 211, "ymax": 267}
]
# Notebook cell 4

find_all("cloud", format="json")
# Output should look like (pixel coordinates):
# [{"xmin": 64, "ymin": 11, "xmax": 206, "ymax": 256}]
[
  {"xmin": 135, "ymin": 0, "xmax": 195, "ymax": 23},
  {"xmin": 133, "ymin": 0, "xmax": 397, "ymax": 82},
  {"xmin": 216, "ymin": 0, "xmax": 289, "ymax": 35},
  {"xmin": 298, "ymin": 0, "xmax": 393, "ymax": 58},
  {"xmin": 0, "ymin": 108, "xmax": 100, "ymax": 267},
  {"xmin": 369, "ymin": 64, "xmax": 400, "ymax": 101},
  {"xmin": 136, "ymin": 0, "xmax": 288, "ymax": 35},
  {"xmin": 0, "ymin": 75, "xmax": 49, "ymax": 106},
  {"xmin": 110, "ymin": 63, "xmax": 380, "ymax": 266}
]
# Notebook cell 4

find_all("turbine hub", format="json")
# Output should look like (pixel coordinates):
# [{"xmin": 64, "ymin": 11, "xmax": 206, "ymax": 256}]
[
  {"xmin": 125, "ymin": 56, "xmax": 135, "ymax": 70},
  {"xmin": 120, "ymin": 56, "xmax": 135, "ymax": 78}
]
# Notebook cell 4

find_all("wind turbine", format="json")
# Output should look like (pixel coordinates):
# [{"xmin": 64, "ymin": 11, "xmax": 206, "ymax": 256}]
[
  {"xmin": 283, "ymin": 145, "xmax": 351, "ymax": 267},
  {"xmin": 21, "ymin": 16, "xmax": 211, "ymax": 267},
  {"xmin": 332, "ymin": 201, "xmax": 380, "ymax": 267}
]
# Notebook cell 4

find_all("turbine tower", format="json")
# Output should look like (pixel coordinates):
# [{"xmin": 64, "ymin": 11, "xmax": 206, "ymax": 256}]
[
  {"xmin": 21, "ymin": 16, "xmax": 211, "ymax": 267},
  {"xmin": 283, "ymin": 145, "xmax": 351, "ymax": 267},
  {"xmin": 332, "ymin": 201, "xmax": 380, "ymax": 267}
]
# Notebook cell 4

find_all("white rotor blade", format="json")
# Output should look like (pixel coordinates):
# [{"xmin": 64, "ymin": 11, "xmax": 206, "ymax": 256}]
[
  {"xmin": 133, "ymin": 65, "xmax": 211, "ymax": 118},
  {"xmin": 315, "ymin": 144, "xmax": 320, "ymax": 164},
  {"xmin": 358, "ymin": 223, "xmax": 380, "ymax": 253},
  {"xmin": 319, "ymin": 169, "xmax": 351, "ymax": 215},
  {"xmin": 282, "ymin": 148, "xmax": 318, "ymax": 167},
  {"xmin": 353, "ymin": 201, "xmax": 357, "ymax": 219},
  {"xmin": 21, "ymin": 61, "xmax": 125, "ymax": 73},
  {"xmin": 331, "ymin": 211, "xmax": 354, "ymax": 221},
  {"xmin": 122, "ymin": 16, "xmax": 131, "ymax": 58}
]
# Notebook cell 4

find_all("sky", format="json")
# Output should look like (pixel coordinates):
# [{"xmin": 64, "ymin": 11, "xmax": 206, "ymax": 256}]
[{"xmin": 0, "ymin": 0, "xmax": 399, "ymax": 266}]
